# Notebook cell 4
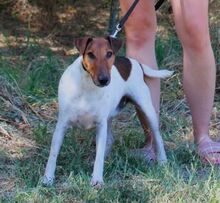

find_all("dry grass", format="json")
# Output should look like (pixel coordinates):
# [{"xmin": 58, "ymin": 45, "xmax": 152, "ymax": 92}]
[{"xmin": 0, "ymin": 0, "xmax": 220, "ymax": 202}]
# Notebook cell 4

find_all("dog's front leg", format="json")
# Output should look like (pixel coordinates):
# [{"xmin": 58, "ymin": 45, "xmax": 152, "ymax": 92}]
[
  {"xmin": 91, "ymin": 120, "xmax": 108, "ymax": 187},
  {"xmin": 105, "ymin": 119, "xmax": 114, "ymax": 158},
  {"xmin": 42, "ymin": 118, "xmax": 68, "ymax": 186}
]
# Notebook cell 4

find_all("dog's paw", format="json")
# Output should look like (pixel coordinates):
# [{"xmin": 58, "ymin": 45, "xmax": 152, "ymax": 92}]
[
  {"xmin": 40, "ymin": 176, "xmax": 54, "ymax": 187},
  {"xmin": 90, "ymin": 177, "xmax": 104, "ymax": 188}
]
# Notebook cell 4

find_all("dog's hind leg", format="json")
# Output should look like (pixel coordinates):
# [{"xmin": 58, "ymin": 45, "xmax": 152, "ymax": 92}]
[
  {"xmin": 131, "ymin": 85, "xmax": 167, "ymax": 164},
  {"xmin": 42, "ymin": 116, "xmax": 69, "ymax": 186},
  {"xmin": 129, "ymin": 108, "xmax": 156, "ymax": 163}
]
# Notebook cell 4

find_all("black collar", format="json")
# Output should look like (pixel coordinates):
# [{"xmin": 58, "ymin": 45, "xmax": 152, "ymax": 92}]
[{"xmin": 81, "ymin": 62, "xmax": 89, "ymax": 73}]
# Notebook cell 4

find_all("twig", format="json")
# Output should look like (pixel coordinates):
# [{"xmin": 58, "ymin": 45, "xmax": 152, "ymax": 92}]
[
  {"xmin": 24, "ymin": 102, "xmax": 45, "ymax": 122},
  {"xmin": 0, "ymin": 96, "xmax": 30, "ymax": 125},
  {"xmin": 0, "ymin": 126, "xmax": 12, "ymax": 139},
  {"xmin": 211, "ymin": 121, "xmax": 220, "ymax": 127},
  {"xmin": 0, "ymin": 116, "xmax": 18, "ymax": 125}
]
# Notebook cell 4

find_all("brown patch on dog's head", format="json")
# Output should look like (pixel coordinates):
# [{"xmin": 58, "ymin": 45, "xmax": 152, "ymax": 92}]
[
  {"xmin": 106, "ymin": 36, "xmax": 123, "ymax": 54},
  {"xmin": 75, "ymin": 36, "xmax": 123, "ymax": 87},
  {"xmin": 74, "ymin": 37, "xmax": 93, "ymax": 55}
]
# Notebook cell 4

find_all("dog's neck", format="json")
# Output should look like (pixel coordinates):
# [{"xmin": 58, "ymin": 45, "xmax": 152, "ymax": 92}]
[
  {"xmin": 79, "ymin": 57, "xmax": 90, "ymax": 76},
  {"xmin": 81, "ymin": 61, "xmax": 89, "ymax": 74}
]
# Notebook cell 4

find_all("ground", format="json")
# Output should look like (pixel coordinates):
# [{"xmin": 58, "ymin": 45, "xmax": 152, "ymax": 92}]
[{"xmin": 0, "ymin": 0, "xmax": 220, "ymax": 202}]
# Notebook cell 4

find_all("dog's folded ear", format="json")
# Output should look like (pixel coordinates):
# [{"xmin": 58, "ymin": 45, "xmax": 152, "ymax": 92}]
[
  {"xmin": 106, "ymin": 36, "xmax": 123, "ymax": 54},
  {"xmin": 75, "ymin": 37, "xmax": 93, "ymax": 55}
]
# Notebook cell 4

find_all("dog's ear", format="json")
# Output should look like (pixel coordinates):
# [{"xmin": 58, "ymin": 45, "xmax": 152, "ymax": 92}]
[
  {"xmin": 75, "ymin": 37, "xmax": 93, "ymax": 55},
  {"xmin": 106, "ymin": 36, "xmax": 123, "ymax": 54}
]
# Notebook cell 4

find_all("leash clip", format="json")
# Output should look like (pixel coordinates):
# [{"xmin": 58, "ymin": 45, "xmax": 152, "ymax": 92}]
[
  {"xmin": 109, "ymin": 0, "xmax": 165, "ymax": 38},
  {"xmin": 110, "ymin": 24, "xmax": 122, "ymax": 38}
]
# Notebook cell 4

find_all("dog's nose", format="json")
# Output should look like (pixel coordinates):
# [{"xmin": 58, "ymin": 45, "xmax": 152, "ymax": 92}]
[{"xmin": 98, "ymin": 75, "xmax": 109, "ymax": 86}]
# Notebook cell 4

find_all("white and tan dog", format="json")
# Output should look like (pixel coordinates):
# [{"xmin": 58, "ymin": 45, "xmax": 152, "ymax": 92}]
[{"xmin": 42, "ymin": 36, "xmax": 173, "ymax": 187}]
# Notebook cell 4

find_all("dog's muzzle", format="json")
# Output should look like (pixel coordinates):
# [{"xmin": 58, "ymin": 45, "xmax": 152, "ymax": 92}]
[{"xmin": 97, "ymin": 74, "xmax": 110, "ymax": 86}]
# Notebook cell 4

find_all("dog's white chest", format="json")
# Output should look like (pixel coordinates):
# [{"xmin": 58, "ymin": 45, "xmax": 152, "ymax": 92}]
[
  {"xmin": 74, "ymin": 107, "xmax": 97, "ymax": 129},
  {"xmin": 75, "ymin": 114, "xmax": 96, "ymax": 129},
  {"xmin": 70, "ymin": 94, "xmax": 106, "ymax": 129}
]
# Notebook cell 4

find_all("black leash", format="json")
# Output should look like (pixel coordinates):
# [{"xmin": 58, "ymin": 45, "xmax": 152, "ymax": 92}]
[
  {"xmin": 155, "ymin": 0, "xmax": 166, "ymax": 10},
  {"xmin": 110, "ymin": 0, "xmax": 165, "ymax": 38}
]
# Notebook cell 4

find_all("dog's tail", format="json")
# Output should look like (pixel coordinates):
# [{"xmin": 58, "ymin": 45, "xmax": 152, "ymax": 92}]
[{"xmin": 140, "ymin": 63, "xmax": 174, "ymax": 79}]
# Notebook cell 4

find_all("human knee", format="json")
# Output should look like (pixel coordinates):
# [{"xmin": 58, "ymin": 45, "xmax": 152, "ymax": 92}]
[
  {"xmin": 179, "ymin": 20, "xmax": 210, "ymax": 51},
  {"xmin": 125, "ymin": 15, "xmax": 157, "ymax": 47}
]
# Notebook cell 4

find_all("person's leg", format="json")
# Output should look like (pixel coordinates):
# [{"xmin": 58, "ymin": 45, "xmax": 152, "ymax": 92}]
[
  {"xmin": 119, "ymin": 0, "xmax": 158, "ymax": 160},
  {"xmin": 171, "ymin": 0, "xmax": 220, "ymax": 163}
]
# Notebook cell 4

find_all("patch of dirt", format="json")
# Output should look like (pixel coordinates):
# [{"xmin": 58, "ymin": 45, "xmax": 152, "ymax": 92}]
[
  {"xmin": 0, "ymin": 0, "xmax": 111, "ymax": 54},
  {"xmin": 0, "ymin": 0, "xmax": 219, "ymax": 199}
]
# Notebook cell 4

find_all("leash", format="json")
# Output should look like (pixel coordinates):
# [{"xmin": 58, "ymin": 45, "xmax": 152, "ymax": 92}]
[
  {"xmin": 155, "ymin": 0, "xmax": 166, "ymax": 10},
  {"xmin": 110, "ymin": 0, "xmax": 166, "ymax": 38}
]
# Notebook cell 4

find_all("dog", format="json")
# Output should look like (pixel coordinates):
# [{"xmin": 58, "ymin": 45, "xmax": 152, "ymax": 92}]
[{"xmin": 42, "ymin": 36, "xmax": 173, "ymax": 187}]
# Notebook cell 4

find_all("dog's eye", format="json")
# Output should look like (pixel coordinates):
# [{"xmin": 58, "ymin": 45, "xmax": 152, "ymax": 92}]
[
  {"xmin": 106, "ymin": 51, "xmax": 113, "ymax": 59},
  {"xmin": 87, "ymin": 52, "xmax": 96, "ymax": 59}
]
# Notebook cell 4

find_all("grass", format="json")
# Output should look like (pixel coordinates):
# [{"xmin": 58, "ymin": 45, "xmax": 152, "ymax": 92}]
[{"xmin": 0, "ymin": 10, "xmax": 220, "ymax": 203}]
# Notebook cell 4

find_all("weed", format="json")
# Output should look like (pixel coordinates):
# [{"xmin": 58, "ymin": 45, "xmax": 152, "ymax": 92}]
[{"xmin": 0, "ymin": 2, "xmax": 220, "ymax": 202}]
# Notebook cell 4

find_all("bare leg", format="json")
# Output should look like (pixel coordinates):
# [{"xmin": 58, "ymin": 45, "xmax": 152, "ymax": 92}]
[
  {"xmin": 119, "ymin": 0, "xmax": 159, "ymax": 159},
  {"xmin": 171, "ymin": 0, "xmax": 220, "ymax": 163}
]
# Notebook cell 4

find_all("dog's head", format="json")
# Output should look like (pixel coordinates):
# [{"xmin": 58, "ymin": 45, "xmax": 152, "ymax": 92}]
[{"xmin": 75, "ymin": 36, "xmax": 123, "ymax": 87}]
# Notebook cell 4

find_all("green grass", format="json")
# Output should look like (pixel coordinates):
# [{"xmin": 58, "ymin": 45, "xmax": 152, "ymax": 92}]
[
  {"xmin": 2, "ymin": 138, "xmax": 220, "ymax": 203},
  {"xmin": 0, "ymin": 28, "xmax": 220, "ymax": 203}
]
